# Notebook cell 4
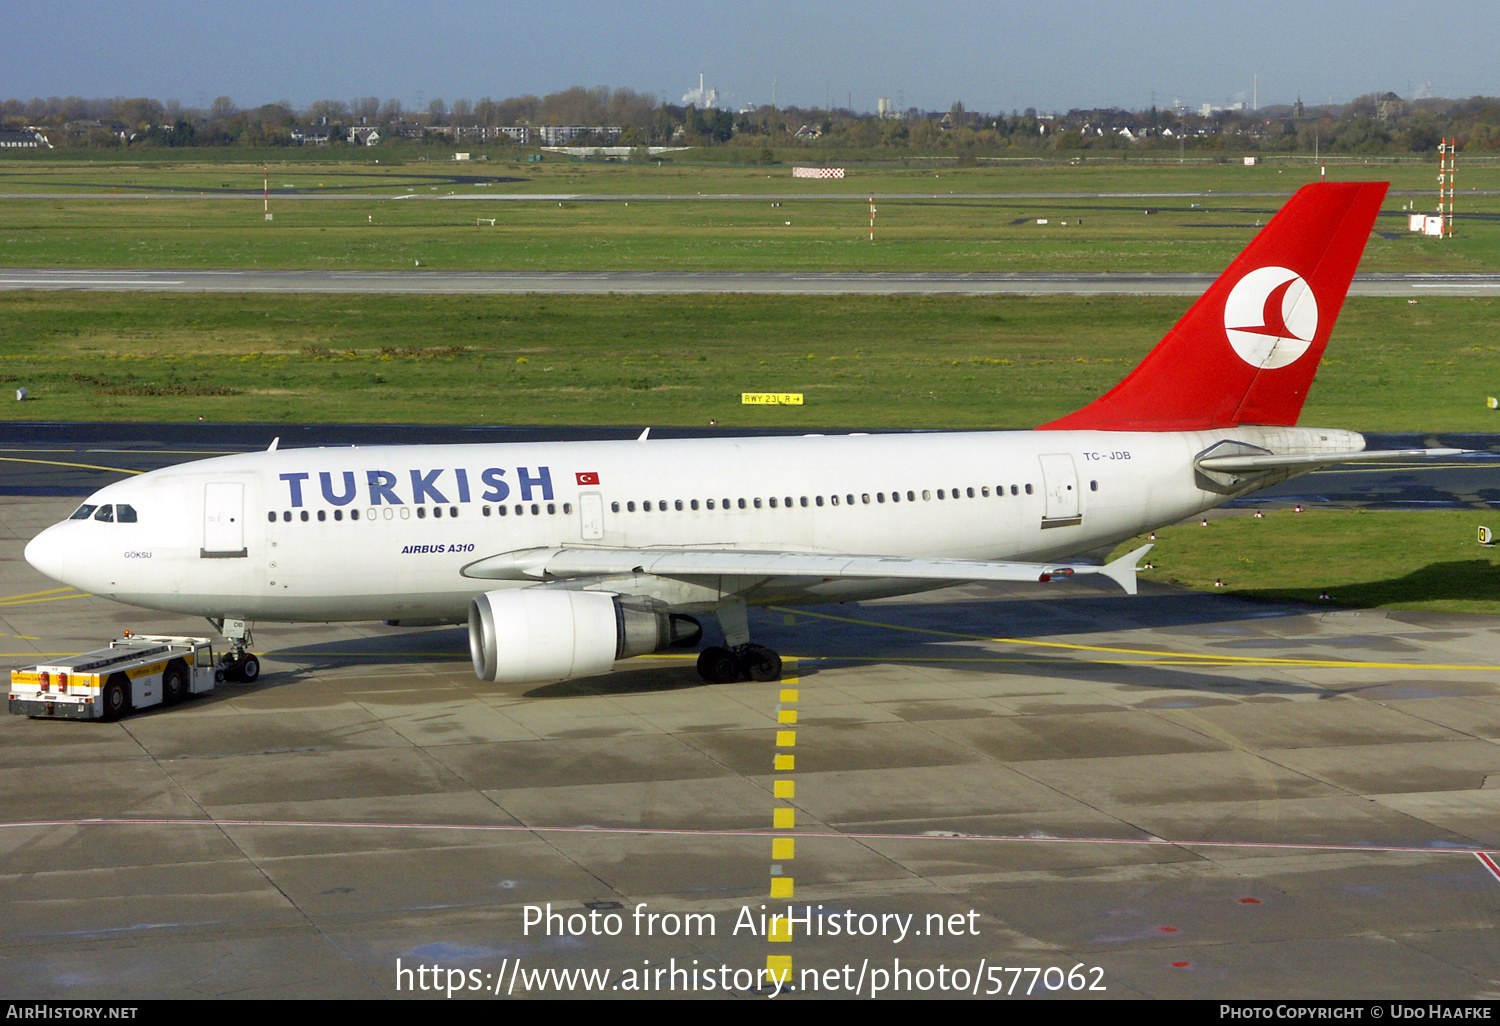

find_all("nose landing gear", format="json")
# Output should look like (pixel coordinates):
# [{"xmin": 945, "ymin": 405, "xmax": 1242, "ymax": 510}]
[{"xmin": 208, "ymin": 616, "xmax": 261, "ymax": 683}]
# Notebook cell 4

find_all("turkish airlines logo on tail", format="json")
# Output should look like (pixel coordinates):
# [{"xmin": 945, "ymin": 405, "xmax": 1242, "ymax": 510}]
[{"xmin": 1223, "ymin": 266, "xmax": 1319, "ymax": 370}]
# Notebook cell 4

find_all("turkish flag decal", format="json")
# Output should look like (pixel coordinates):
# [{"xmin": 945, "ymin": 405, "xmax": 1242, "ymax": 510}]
[{"xmin": 576, "ymin": 471, "xmax": 600, "ymax": 486}]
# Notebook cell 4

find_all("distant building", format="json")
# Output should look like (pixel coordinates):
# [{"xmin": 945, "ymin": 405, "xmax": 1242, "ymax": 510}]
[
  {"xmin": 533, "ymin": 126, "xmax": 621, "ymax": 146},
  {"xmin": 0, "ymin": 129, "xmax": 51, "ymax": 148},
  {"xmin": 290, "ymin": 125, "xmax": 334, "ymax": 146}
]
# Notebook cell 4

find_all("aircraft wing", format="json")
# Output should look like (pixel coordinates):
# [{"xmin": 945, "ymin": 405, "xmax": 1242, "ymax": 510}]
[{"xmin": 461, "ymin": 543, "xmax": 1153, "ymax": 596}]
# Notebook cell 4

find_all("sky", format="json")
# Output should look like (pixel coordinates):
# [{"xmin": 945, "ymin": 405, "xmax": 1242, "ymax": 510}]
[{"xmin": 7, "ymin": 1, "xmax": 1497, "ymax": 115}]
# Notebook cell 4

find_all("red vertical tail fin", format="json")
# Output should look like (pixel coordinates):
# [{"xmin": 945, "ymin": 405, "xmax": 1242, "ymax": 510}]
[{"xmin": 1039, "ymin": 181, "xmax": 1387, "ymax": 432}]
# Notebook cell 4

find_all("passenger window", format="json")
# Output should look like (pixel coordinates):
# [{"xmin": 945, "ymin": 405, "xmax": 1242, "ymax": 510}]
[
  {"xmin": 861, "ymin": 494, "xmax": 870, "ymax": 504},
  {"xmin": 769, "ymin": 497, "xmax": 778, "ymax": 508},
  {"xmin": 266, "ymin": 511, "xmax": 277, "ymax": 523},
  {"xmin": 498, "ymin": 505, "xmax": 508, "ymax": 516},
  {"xmin": 1025, "ymin": 484, "xmax": 1033, "ymax": 495},
  {"xmin": 282, "ymin": 511, "xmax": 291, "ymax": 523},
  {"xmin": 547, "ymin": 503, "xmax": 556, "ymax": 515},
  {"xmin": 800, "ymin": 497, "xmax": 809, "ymax": 507},
  {"xmin": 923, "ymin": 490, "xmax": 931, "ymax": 501},
  {"xmin": 754, "ymin": 498, "xmax": 763, "ymax": 508},
  {"xmin": 335, "ymin": 509, "xmax": 344, "ymax": 521},
  {"xmin": 450, "ymin": 506, "xmax": 459, "ymax": 517},
  {"xmin": 351, "ymin": 509, "xmax": 360, "ymax": 521},
  {"xmin": 830, "ymin": 495, "xmax": 839, "ymax": 506},
  {"xmin": 418, "ymin": 507, "xmax": 427, "ymax": 519},
  {"xmin": 300, "ymin": 510, "xmax": 309, "ymax": 522},
  {"xmin": 531, "ymin": 504, "xmax": 539, "ymax": 515},
  {"xmin": 94, "ymin": 505, "xmax": 114, "ymax": 522},
  {"xmin": 627, "ymin": 501, "xmax": 636, "ymax": 512},
  {"xmin": 690, "ymin": 499, "xmax": 699, "ymax": 510},
  {"xmin": 317, "ymin": 510, "xmax": 326, "ymax": 522},
  {"xmin": 815, "ymin": 496, "xmax": 824, "ymax": 507},
  {"xmin": 563, "ymin": 503, "xmax": 572, "ymax": 514},
  {"xmin": 70, "ymin": 504, "xmax": 98, "ymax": 521},
  {"xmin": 675, "ymin": 500, "xmax": 683, "ymax": 511},
  {"xmin": 1011, "ymin": 485, "xmax": 1019, "ymax": 495},
  {"xmin": 433, "ymin": 507, "xmax": 442, "ymax": 518},
  {"xmin": 982, "ymin": 487, "xmax": 989, "ymax": 497},
  {"xmin": 611, "ymin": 502, "xmax": 619, "ymax": 512},
  {"xmin": 877, "ymin": 493, "xmax": 885, "ymax": 503},
  {"xmin": 891, "ymin": 492, "xmax": 900, "ymax": 503},
  {"xmin": 706, "ymin": 499, "xmax": 715, "ymax": 510}
]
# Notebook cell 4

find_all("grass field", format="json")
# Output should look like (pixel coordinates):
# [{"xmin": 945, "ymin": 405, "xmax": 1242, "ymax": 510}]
[
  {"xmin": 2, "ymin": 291, "xmax": 1498, "ymax": 431},
  {"xmin": 2, "ymin": 155, "xmax": 1499, "ymax": 272},
  {"xmin": 1111, "ymin": 510, "xmax": 1500, "ymax": 614}
]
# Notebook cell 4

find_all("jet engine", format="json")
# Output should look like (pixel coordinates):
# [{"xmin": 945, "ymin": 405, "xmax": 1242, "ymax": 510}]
[{"xmin": 468, "ymin": 589, "xmax": 701, "ymax": 683}]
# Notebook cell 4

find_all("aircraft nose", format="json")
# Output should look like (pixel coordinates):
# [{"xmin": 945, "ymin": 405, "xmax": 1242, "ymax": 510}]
[{"xmin": 24, "ymin": 524, "xmax": 71, "ymax": 584}]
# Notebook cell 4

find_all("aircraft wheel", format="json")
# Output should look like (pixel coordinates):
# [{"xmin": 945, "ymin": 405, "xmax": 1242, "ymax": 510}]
[
  {"xmin": 162, "ymin": 660, "xmax": 190, "ymax": 705},
  {"xmin": 742, "ymin": 645, "xmax": 782, "ymax": 682},
  {"xmin": 239, "ymin": 655, "xmax": 261, "ymax": 683},
  {"xmin": 697, "ymin": 646, "xmax": 742, "ymax": 684}
]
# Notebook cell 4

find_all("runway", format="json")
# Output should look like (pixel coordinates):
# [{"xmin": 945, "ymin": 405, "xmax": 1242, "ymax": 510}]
[
  {"xmin": 1, "ymin": 428, "xmax": 1499, "ymax": 998},
  {"xmin": 3, "ymin": 268, "xmax": 1500, "ymax": 296}
]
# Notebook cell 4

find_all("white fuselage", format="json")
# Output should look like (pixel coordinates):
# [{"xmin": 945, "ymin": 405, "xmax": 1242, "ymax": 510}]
[{"xmin": 25, "ymin": 425, "xmax": 1362, "ymax": 623}]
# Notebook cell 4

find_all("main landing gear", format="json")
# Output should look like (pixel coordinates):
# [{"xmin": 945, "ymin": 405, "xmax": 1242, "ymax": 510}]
[
  {"xmin": 694, "ymin": 601, "xmax": 783, "ymax": 684},
  {"xmin": 696, "ymin": 643, "xmax": 782, "ymax": 684},
  {"xmin": 208, "ymin": 616, "xmax": 261, "ymax": 684}
]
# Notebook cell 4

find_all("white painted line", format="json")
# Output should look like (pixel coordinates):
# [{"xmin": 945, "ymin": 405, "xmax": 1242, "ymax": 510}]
[{"xmin": 0, "ymin": 278, "xmax": 185, "ymax": 286}]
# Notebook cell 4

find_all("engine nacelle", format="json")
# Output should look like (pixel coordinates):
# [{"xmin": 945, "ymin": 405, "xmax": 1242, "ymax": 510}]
[{"xmin": 468, "ymin": 589, "xmax": 701, "ymax": 683}]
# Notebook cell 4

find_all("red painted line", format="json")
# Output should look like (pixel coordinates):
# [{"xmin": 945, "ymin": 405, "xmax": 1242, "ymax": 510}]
[{"xmin": 0, "ymin": 816, "xmax": 1496, "ymax": 868}]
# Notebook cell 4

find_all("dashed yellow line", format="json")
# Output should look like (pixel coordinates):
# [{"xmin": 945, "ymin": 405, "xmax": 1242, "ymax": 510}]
[
  {"xmin": 775, "ymin": 606, "xmax": 1498, "ymax": 671},
  {"xmin": 766, "ymin": 666, "xmax": 798, "ymax": 991}
]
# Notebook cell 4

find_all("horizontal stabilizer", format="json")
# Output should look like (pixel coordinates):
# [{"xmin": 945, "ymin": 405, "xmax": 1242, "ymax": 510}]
[{"xmin": 1195, "ymin": 447, "xmax": 1465, "ymax": 474}]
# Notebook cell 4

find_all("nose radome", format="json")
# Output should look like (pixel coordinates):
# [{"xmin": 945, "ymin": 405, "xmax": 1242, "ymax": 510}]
[{"xmin": 24, "ymin": 525, "xmax": 69, "ymax": 584}]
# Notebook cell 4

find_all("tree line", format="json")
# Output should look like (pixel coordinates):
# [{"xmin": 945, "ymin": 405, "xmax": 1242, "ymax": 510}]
[{"xmin": 5, "ymin": 88, "xmax": 1500, "ymax": 155}]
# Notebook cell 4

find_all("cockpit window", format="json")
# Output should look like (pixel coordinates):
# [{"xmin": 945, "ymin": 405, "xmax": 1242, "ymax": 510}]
[
  {"xmin": 116, "ymin": 504, "xmax": 137, "ymax": 523},
  {"xmin": 69, "ymin": 504, "xmax": 98, "ymax": 521},
  {"xmin": 93, "ymin": 505, "xmax": 114, "ymax": 522}
]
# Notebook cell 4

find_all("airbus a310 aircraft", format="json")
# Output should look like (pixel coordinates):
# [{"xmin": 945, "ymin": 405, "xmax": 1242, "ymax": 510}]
[{"xmin": 25, "ymin": 181, "xmax": 1447, "ymax": 689}]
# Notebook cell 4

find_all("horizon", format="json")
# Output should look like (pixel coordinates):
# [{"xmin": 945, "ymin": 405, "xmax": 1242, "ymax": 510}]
[{"xmin": 6, "ymin": 1, "xmax": 1496, "ymax": 118}]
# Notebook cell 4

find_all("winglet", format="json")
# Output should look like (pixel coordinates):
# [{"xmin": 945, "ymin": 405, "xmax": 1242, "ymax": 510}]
[{"xmin": 1099, "ymin": 543, "xmax": 1152, "ymax": 596}]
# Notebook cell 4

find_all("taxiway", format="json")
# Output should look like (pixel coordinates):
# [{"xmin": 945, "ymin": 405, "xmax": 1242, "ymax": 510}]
[{"xmin": 2, "ymin": 447, "xmax": 1498, "ymax": 997}]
